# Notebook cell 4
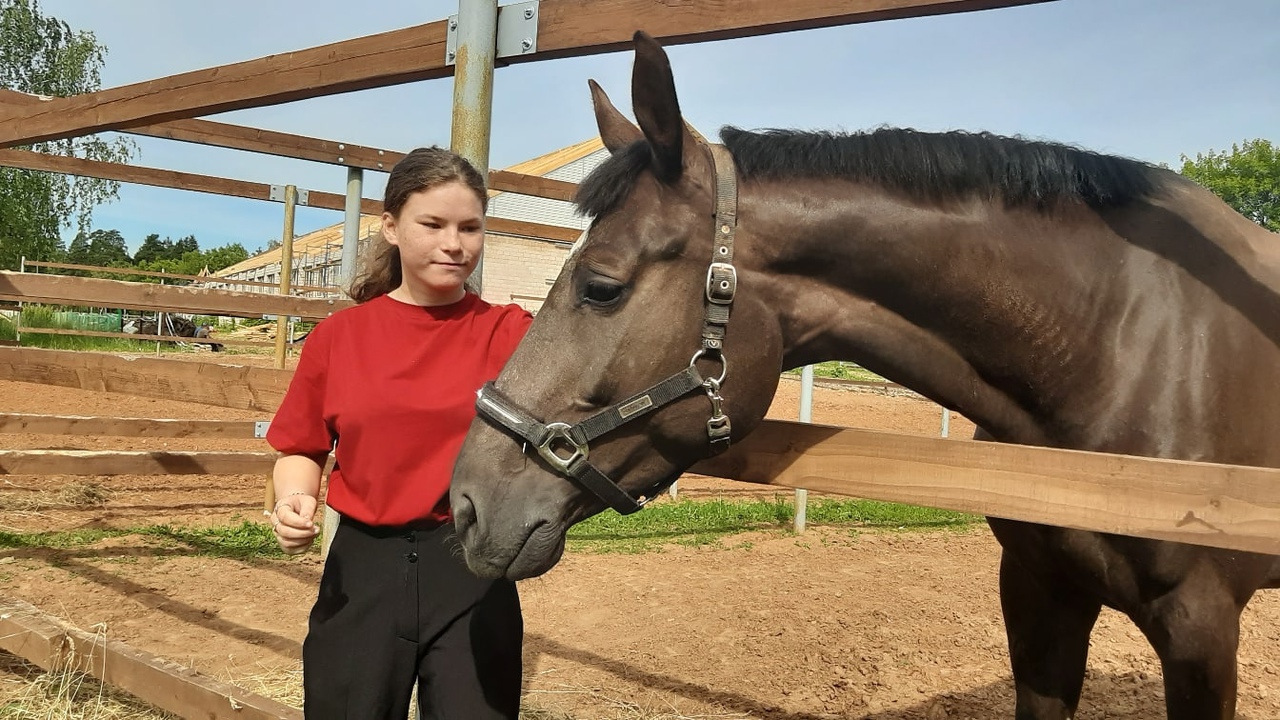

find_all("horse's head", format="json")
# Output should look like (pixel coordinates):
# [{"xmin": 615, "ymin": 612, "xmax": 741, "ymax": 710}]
[{"xmin": 450, "ymin": 32, "xmax": 783, "ymax": 580}]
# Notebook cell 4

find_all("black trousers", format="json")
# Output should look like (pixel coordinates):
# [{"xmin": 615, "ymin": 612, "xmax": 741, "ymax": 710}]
[{"xmin": 302, "ymin": 519, "xmax": 522, "ymax": 719}]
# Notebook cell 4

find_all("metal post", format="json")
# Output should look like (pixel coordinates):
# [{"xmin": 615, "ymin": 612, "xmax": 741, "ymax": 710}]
[
  {"xmin": 340, "ymin": 167, "xmax": 363, "ymax": 295},
  {"xmin": 450, "ymin": 0, "xmax": 497, "ymax": 295},
  {"xmin": 14, "ymin": 256, "xmax": 23, "ymax": 344},
  {"xmin": 795, "ymin": 365, "xmax": 814, "ymax": 533}
]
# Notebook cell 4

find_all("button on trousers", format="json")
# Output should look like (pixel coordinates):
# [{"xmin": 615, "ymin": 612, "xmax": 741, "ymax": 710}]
[{"xmin": 302, "ymin": 519, "xmax": 522, "ymax": 719}]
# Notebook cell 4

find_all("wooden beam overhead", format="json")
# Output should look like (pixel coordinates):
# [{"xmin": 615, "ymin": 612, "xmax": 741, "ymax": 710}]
[
  {"xmin": 0, "ymin": 272, "xmax": 354, "ymax": 321},
  {"xmin": 692, "ymin": 419, "xmax": 1280, "ymax": 556},
  {"xmin": 488, "ymin": 170, "xmax": 579, "ymax": 202},
  {"xmin": 0, "ymin": 88, "xmax": 404, "ymax": 172},
  {"xmin": 0, "ymin": 150, "xmax": 579, "ymax": 241},
  {"xmin": 0, "ymin": 0, "xmax": 1050, "ymax": 147},
  {"xmin": 0, "ymin": 148, "xmax": 383, "ymax": 215},
  {"xmin": 0, "ymin": 347, "xmax": 292, "ymax": 412}
]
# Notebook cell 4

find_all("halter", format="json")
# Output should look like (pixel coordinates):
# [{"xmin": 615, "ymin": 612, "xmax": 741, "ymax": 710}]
[{"xmin": 474, "ymin": 143, "xmax": 740, "ymax": 515}]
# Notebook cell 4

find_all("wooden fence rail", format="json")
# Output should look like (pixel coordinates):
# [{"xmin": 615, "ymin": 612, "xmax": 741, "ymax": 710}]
[
  {"xmin": 22, "ymin": 259, "xmax": 340, "ymax": 295},
  {"xmin": 0, "ymin": 271, "xmax": 353, "ymax": 321},
  {"xmin": 0, "ymin": 347, "xmax": 292, "ymax": 412},
  {"xmin": 0, "ymin": 413, "xmax": 266, "ymax": 438},
  {"xmin": 16, "ymin": 326, "xmax": 277, "ymax": 349},
  {"xmin": 0, "ymin": 597, "xmax": 301, "ymax": 720},
  {"xmin": 0, "ymin": 450, "xmax": 277, "ymax": 476}
]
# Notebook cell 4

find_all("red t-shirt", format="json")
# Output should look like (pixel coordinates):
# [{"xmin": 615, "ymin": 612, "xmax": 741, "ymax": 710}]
[{"xmin": 267, "ymin": 293, "xmax": 532, "ymax": 526}]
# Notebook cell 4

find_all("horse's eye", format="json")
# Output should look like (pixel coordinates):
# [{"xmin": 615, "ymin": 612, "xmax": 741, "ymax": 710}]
[{"xmin": 583, "ymin": 279, "xmax": 624, "ymax": 306}]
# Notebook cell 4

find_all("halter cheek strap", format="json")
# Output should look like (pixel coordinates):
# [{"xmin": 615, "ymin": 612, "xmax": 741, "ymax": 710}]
[{"xmin": 473, "ymin": 143, "xmax": 740, "ymax": 515}]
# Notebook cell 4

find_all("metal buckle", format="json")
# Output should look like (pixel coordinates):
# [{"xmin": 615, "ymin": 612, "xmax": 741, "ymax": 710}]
[
  {"xmin": 705, "ymin": 262, "xmax": 737, "ymax": 304},
  {"xmin": 689, "ymin": 349, "xmax": 728, "ymax": 385},
  {"xmin": 536, "ymin": 422, "xmax": 588, "ymax": 472}
]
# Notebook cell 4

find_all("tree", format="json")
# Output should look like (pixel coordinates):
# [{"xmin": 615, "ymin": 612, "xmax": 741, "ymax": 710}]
[
  {"xmin": 172, "ymin": 234, "xmax": 199, "ymax": 258},
  {"xmin": 0, "ymin": 0, "xmax": 136, "ymax": 270},
  {"xmin": 202, "ymin": 243, "xmax": 250, "ymax": 273},
  {"xmin": 85, "ymin": 228, "xmax": 129, "ymax": 266},
  {"xmin": 1179, "ymin": 139, "xmax": 1280, "ymax": 232},
  {"xmin": 132, "ymin": 233, "xmax": 170, "ymax": 264}
]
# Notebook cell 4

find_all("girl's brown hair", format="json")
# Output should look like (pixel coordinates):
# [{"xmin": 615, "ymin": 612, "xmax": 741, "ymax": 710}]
[{"xmin": 348, "ymin": 147, "xmax": 488, "ymax": 303}]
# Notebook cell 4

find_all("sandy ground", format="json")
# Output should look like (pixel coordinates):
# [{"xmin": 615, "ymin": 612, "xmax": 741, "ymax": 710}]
[{"xmin": 1, "ymin": 367, "xmax": 1277, "ymax": 719}]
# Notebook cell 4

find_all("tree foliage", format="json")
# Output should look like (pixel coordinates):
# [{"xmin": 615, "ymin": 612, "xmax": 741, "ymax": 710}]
[
  {"xmin": 1179, "ymin": 139, "xmax": 1280, "ymax": 233},
  {"xmin": 0, "ymin": 0, "xmax": 136, "ymax": 270}
]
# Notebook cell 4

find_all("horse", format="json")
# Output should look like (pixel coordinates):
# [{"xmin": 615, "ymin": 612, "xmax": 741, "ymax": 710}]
[{"xmin": 450, "ymin": 31, "xmax": 1280, "ymax": 720}]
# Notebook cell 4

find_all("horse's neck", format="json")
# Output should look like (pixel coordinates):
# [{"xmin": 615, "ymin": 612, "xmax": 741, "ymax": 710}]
[{"xmin": 741, "ymin": 177, "xmax": 1280, "ymax": 456}]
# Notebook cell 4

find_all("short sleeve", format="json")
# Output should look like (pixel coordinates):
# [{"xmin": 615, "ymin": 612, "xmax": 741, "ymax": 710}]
[
  {"xmin": 267, "ymin": 319, "xmax": 337, "ymax": 457},
  {"xmin": 490, "ymin": 304, "xmax": 533, "ymax": 365}
]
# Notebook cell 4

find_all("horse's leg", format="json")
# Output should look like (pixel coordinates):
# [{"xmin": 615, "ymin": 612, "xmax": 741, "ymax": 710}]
[
  {"xmin": 1132, "ymin": 582, "xmax": 1244, "ymax": 720},
  {"xmin": 998, "ymin": 549, "xmax": 1101, "ymax": 720}
]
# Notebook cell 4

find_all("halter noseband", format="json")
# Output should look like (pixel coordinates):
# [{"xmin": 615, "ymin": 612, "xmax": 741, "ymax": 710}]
[{"xmin": 474, "ymin": 144, "xmax": 740, "ymax": 515}]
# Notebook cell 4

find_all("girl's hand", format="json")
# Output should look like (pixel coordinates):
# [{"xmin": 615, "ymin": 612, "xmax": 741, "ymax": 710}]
[{"xmin": 272, "ymin": 493, "xmax": 319, "ymax": 555}]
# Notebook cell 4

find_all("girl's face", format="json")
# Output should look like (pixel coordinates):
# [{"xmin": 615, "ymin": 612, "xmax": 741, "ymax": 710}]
[{"xmin": 382, "ymin": 180, "xmax": 485, "ymax": 305}]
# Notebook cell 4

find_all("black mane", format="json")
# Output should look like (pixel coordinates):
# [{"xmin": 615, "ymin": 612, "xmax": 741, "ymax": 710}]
[{"xmin": 576, "ymin": 126, "xmax": 1160, "ymax": 218}]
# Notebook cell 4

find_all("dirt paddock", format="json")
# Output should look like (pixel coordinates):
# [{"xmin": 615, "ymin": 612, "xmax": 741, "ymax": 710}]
[{"xmin": 1, "ymin": 363, "xmax": 1277, "ymax": 719}]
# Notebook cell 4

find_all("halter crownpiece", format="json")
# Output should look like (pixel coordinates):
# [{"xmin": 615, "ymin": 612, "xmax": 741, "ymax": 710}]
[{"xmin": 474, "ymin": 143, "xmax": 740, "ymax": 514}]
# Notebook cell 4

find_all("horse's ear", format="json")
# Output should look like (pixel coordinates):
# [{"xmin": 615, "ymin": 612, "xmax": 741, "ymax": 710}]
[
  {"xmin": 631, "ymin": 30, "xmax": 686, "ymax": 184},
  {"xmin": 589, "ymin": 79, "xmax": 642, "ymax": 153}
]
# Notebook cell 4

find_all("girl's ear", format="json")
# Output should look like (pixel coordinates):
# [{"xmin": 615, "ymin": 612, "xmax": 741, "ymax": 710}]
[{"xmin": 380, "ymin": 212, "xmax": 400, "ymax": 246}]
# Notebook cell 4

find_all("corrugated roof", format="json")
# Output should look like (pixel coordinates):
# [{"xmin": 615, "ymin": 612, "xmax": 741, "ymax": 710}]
[{"xmin": 216, "ymin": 214, "xmax": 382, "ymax": 277}]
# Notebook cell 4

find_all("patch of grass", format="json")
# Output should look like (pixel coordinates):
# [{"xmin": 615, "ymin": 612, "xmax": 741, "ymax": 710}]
[
  {"xmin": 784, "ymin": 360, "xmax": 885, "ymax": 382},
  {"xmin": 0, "ymin": 519, "xmax": 287, "ymax": 560},
  {"xmin": 566, "ymin": 496, "xmax": 979, "ymax": 554}
]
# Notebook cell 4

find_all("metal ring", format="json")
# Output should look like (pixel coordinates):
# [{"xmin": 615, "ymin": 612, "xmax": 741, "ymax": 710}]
[{"xmin": 689, "ymin": 349, "xmax": 728, "ymax": 385}]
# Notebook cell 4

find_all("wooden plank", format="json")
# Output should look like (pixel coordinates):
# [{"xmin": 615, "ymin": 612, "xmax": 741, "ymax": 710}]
[
  {"xmin": 0, "ymin": 152, "xmax": 573, "ymax": 238},
  {"xmin": 0, "ymin": 413, "xmax": 264, "ymax": 438},
  {"xmin": 24, "ymin": 260, "xmax": 340, "ymax": 295},
  {"xmin": 0, "ymin": 148, "xmax": 382, "ymax": 215},
  {"xmin": 1, "ymin": 88, "xmax": 403, "ymax": 172},
  {"xmin": 0, "ymin": 450, "xmax": 277, "ymax": 476},
  {"xmin": 486, "ymin": 217, "xmax": 581, "ymax": 243},
  {"xmin": 0, "ymin": 272, "xmax": 353, "ymax": 321},
  {"xmin": 0, "ymin": 1, "xmax": 1049, "ymax": 146},
  {"xmin": 0, "ymin": 597, "xmax": 302, "ymax": 720},
  {"xmin": 15, "ymin": 326, "xmax": 278, "ymax": 349},
  {"xmin": 0, "ymin": 347, "xmax": 291, "ymax": 412},
  {"xmin": 488, "ymin": 170, "xmax": 578, "ymax": 202},
  {"xmin": 691, "ymin": 419, "xmax": 1280, "ymax": 555}
]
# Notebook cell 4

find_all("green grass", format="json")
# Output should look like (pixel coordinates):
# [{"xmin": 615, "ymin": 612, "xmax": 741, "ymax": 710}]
[
  {"xmin": 566, "ymin": 496, "xmax": 979, "ymax": 554},
  {"xmin": 0, "ymin": 519, "xmax": 283, "ymax": 560},
  {"xmin": 0, "ymin": 304, "xmax": 217, "ymax": 352},
  {"xmin": 0, "ymin": 500, "xmax": 979, "ymax": 560},
  {"xmin": 785, "ymin": 360, "xmax": 886, "ymax": 383}
]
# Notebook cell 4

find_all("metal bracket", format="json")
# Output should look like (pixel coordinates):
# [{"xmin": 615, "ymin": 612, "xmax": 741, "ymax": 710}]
[
  {"xmin": 254, "ymin": 421, "xmax": 271, "ymax": 439},
  {"xmin": 269, "ymin": 185, "xmax": 310, "ymax": 206},
  {"xmin": 445, "ymin": 1, "xmax": 539, "ymax": 66}
]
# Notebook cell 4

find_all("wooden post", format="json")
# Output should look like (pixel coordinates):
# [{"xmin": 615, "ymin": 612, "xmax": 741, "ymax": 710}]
[
  {"xmin": 273, "ymin": 185, "xmax": 297, "ymax": 370},
  {"xmin": 266, "ymin": 185, "xmax": 297, "ymax": 515}
]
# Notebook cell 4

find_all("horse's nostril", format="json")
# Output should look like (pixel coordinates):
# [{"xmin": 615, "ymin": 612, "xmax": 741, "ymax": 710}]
[{"xmin": 452, "ymin": 492, "xmax": 477, "ymax": 529}]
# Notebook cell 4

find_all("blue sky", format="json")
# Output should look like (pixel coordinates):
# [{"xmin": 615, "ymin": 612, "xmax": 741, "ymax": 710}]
[{"xmin": 34, "ymin": 0, "xmax": 1280, "ymax": 256}]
